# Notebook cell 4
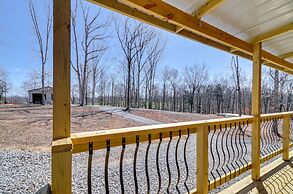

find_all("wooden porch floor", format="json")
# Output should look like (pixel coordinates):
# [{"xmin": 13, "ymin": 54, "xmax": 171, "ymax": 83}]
[{"xmin": 220, "ymin": 150, "xmax": 293, "ymax": 194}]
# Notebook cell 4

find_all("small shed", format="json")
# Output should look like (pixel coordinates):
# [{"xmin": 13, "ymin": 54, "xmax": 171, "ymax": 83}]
[{"xmin": 28, "ymin": 86, "xmax": 53, "ymax": 104}]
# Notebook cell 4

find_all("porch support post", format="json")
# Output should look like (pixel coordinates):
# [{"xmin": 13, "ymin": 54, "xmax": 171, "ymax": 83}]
[
  {"xmin": 52, "ymin": 0, "xmax": 72, "ymax": 193},
  {"xmin": 251, "ymin": 42, "xmax": 262, "ymax": 181},
  {"xmin": 197, "ymin": 126, "xmax": 209, "ymax": 194},
  {"xmin": 282, "ymin": 115, "xmax": 290, "ymax": 161}
]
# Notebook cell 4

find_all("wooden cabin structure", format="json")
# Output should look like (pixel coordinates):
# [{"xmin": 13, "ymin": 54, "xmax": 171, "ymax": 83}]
[{"xmin": 52, "ymin": 0, "xmax": 293, "ymax": 193}]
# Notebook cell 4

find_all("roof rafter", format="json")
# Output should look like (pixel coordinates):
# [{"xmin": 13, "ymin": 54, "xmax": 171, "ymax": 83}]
[
  {"xmin": 192, "ymin": 0, "xmax": 225, "ymax": 18},
  {"xmin": 88, "ymin": 0, "xmax": 293, "ymax": 74},
  {"xmin": 252, "ymin": 23, "xmax": 293, "ymax": 43},
  {"xmin": 176, "ymin": 0, "xmax": 225, "ymax": 33}
]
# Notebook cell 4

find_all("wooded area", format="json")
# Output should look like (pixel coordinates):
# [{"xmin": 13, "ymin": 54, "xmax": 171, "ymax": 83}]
[{"xmin": 4, "ymin": 0, "xmax": 292, "ymax": 115}]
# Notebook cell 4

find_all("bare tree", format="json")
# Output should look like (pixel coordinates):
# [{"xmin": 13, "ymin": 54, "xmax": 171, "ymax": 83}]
[
  {"xmin": 167, "ymin": 68, "xmax": 179, "ymax": 111},
  {"xmin": 116, "ymin": 19, "xmax": 146, "ymax": 110},
  {"xmin": 29, "ymin": 0, "xmax": 52, "ymax": 105},
  {"xmin": 231, "ymin": 56, "xmax": 242, "ymax": 116},
  {"xmin": 161, "ymin": 65, "xmax": 170, "ymax": 110},
  {"xmin": 91, "ymin": 50, "xmax": 106, "ymax": 105},
  {"xmin": 184, "ymin": 64, "xmax": 208, "ymax": 112},
  {"xmin": 269, "ymin": 69, "xmax": 289, "ymax": 112},
  {"xmin": 145, "ymin": 35, "xmax": 164, "ymax": 109},
  {"xmin": 71, "ymin": 1, "xmax": 109, "ymax": 106},
  {"xmin": 0, "ymin": 68, "xmax": 10, "ymax": 104}
]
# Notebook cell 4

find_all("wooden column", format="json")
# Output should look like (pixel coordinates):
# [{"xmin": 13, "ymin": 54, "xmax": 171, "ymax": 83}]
[
  {"xmin": 282, "ymin": 115, "xmax": 290, "ymax": 161},
  {"xmin": 197, "ymin": 126, "xmax": 209, "ymax": 194},
  {"xmin": 251, "ymin": 42, "xmax": 262, "ymax": 181},
  {"xmin": 52, "ymin": 0, "xmax": 72, "ymax": 193}
]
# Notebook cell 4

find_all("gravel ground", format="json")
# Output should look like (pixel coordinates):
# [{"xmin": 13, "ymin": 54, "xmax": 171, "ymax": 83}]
[
  {"xmin": 0, "ymin": 137, "xmax": 197, "ymax": 194},
  {"xmin": 0, "ymin": 136, "xmax": 288, "ymax": 194}
]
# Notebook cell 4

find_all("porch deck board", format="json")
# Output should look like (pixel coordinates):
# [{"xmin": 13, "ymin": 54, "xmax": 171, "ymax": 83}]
[{"xmin": 220, "ymin": 151, "xmax": 293, "ymax": 194}]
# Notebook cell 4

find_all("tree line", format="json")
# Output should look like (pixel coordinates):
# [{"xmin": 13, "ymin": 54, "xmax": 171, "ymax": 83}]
[{"xmin": 20, "ymin": 0, "xmax": 292, "ymax": 114}]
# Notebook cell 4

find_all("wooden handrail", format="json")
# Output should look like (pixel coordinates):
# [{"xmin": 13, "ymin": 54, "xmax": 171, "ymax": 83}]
[
  {"xmin": 52, "ymin": 111, "xmax": 293, "ymax": 153},
  {"xmin": 71, "ymin": 116, "xmax": 254, "ymax": 146},
  {"xmin": 260, "ymin": 111, "xmax": 293, "ymax": 119},
  {"xmin": 51, "ymin": 111, "xmax": 292, "ymax": 194}
]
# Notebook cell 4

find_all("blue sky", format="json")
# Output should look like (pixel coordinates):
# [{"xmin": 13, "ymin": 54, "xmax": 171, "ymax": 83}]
[{"xmin": 0, "ymin": 0, "xmax": 252, "ymax": 95}]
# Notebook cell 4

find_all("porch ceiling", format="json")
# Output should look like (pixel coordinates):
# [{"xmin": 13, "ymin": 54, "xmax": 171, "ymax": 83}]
[{"xmin": 88, "ymin": 0, "xmax": 293, "ymax": 74}]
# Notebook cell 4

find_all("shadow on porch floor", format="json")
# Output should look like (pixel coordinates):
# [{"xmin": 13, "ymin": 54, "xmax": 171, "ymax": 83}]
[{"xmin": 220, "ymin": 151, "xmax": 293, "ymax": 194}]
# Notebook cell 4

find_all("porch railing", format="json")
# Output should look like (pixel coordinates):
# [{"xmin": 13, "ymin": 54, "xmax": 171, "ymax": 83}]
[{"xmin": 52, "ymin": 111, "xmax": 293, "ymax": 194}]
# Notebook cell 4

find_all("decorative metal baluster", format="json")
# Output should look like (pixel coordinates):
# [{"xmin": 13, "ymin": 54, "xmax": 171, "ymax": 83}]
[
  {"xmin": 242, "ymin": 121, "xmax": 249, "ymax": 168},
  {"xmin": 267, "ymin": 118, "xmax": 275, "ymax": 153},
  {"xmin": 209, "ymin": 126, "xmax": 217, "ymax": 188},
  {"xmin": 183, "ymin": 129, "xmax": 190, "ymax": 194},
  {"xmin": 220, "ymin": 124, "xmax": 227, "ymax": 182},
  {"xmin": 234, "ymin": 122, "xmax": 241, "ymax": 172},
  {"xmin": 175, "ymin": 130, "xmax": 182, "ymax": 193},
  {"xmin": 88, "ymin": 142, "xmax": 93, "ymax": 194},
  {"xmin": 120, "ymin": 137, "xmax": 126, "ymax": 194},
  {"xmin": 215, "ymin": 125, "xmax": 222, "ymax": 180},
  {"xmin": 156, "ymin": 133, "xmax": 162, "ymax": 194},
  {"xmin": 224, "ymin": 123, "xmax": 232, "ymax": 180},
  {"xmin": 271, "ymin": 118, "xmax": 278, "ymax": 152},
  {"xmin": 134, "ymin": 135, "xmax": 139, "ymax": 194},
  {"xmin": 166, "ymin": 132, "xmax": 172, "ymax": 193},
  {"xmin": 230, "ymin": 123, "xmax": 237, "ymax": 174},
  {"xmin": 274, "ymin": 118, "xmax": 280, "ymax": 150},
  {"xmin": 260, "ymin": 119, "xmax": 266, "ymax": 156},
  {"xmin": 145, "ymin": 134, "xmax": 151, "ymax": 194},
  {"xmin": 238, "ymin": 122, "xmax": 245, "ymax": 170},
  {"xmin": 262, "ymin": 118, "xmax": 271, "ymax": 155},
  {"xmin": 105, "ymin": 140, "xmax": 110, "ymax": 194}
]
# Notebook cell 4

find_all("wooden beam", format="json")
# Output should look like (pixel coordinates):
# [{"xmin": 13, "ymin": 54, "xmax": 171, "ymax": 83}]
[
  {"xmin": 52, "ymin": 0, "xmax": 72, "ymax": 193},
  {"xmin": 197, "ymin": 126, "xmax": 209, "ymax": 194},
  {"xmin": 71, "ymin": 115, "xmax": 254, "ymax": 147},
  {"xmin": 175, "ymin": 26, "xmax": 184, "ymax": 33},
  {"xmin": 252, "ymin": 23, "xmax": 293, "ymax": 43},
  {"xmin": 193, "ymin": 0, "xmax": 225, "ymax": 18},
  {"xmin": 283, "ymin": 115, "xmax": 290, "ymax": 161},
  {"xmin": 279, "ymin": 52, "xmax": 293, "ymax": 59},
  {"xmin": 88, "ymin": 0, "xmax": 293, "ymax": 74},
  {"xmin": 251, "ymin": 42, "xmax": 262, "ymax": 181},
  {"xmin": 88, "ymin": 0, "xmax": 176, "ymax": 32}
]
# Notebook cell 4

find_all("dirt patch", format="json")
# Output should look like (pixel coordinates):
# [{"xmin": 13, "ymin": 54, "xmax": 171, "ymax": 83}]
[
  {"xmin": 0, "ymin": 105, "xmax": 143, "ymax": 150},
  {"xmin": 130, "ymin": 108, "xmax": 221, "ymax": 123},
  {"xmin": 0, "ymin": 105, "xmax": 221, "ymax": 150}
]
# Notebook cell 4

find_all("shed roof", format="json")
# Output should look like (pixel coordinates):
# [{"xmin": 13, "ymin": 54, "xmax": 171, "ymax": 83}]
[{"xmin": 28, "ymin": 86, "xmax": 53, "ymax": 93}]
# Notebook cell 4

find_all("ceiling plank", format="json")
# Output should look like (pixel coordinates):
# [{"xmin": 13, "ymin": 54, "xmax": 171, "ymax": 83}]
[
  {"xmin": 252, "ymin": 23, "xmax": 293, "ymax": 43},
  {"xmin": 192, "ymin": 0, "xmax": 225, "ymax": 18},
  {"xmin": 279, "ymin": 52, "xmax": 293, "ymax": 59},
  {"xmin": 88, "ymin": 0, "xmax": 293, "ymax": 74}
]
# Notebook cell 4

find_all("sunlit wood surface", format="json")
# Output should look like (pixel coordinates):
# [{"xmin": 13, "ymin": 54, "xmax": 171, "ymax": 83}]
[{"xmin": 221, "ymin": 151, "xmax": 293, "ymax": 194}]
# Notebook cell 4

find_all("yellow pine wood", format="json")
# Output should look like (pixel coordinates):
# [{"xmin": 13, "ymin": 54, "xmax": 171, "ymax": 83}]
[
  {"xmin": 193, "ymin": 0, "xmax": 225, "ymax": 18},
  {"xmin": 196, "ymin": 126, "xmax": 209, "ymax": 194},
  {"xmin": 251, "ymin": 42, "xmax": 262, "ymax": 181},
  {"xmin": 52, "ymin": 0, "xmax": 72, "ymax": 193},
  {"xmin": 282, "ymin": 115, "xmax": 290, "ymax": 161}
]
